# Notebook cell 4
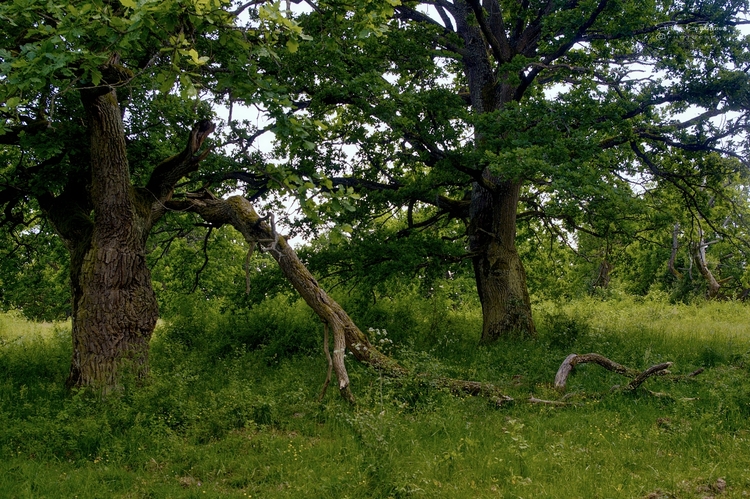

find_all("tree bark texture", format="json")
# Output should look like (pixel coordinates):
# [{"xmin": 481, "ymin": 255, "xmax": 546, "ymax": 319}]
[
  {"xmin": 61, "ymin": 86, "xmax": 159, "ymax": 390},
  {"xmin": 591, "ymin": 258, "xmax": 612, "ymax": 289},
  {"xmin": 37, "ymin": 69, "xmax": 215, "ymax": 391},
  {"xmin": 469, "ymin": 178, "xmax": 535, "ymax": 341}
]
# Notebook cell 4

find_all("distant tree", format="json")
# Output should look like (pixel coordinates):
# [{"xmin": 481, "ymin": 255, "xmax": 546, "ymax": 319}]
[{"xmin": 270, "ymin": 0, "xmax": 750, "ymax": 341}]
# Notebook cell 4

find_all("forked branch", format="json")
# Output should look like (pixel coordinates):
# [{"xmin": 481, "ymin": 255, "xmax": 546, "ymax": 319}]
[
  {"xmin": 146, "ymin": 120, "xmax": 216, "ymax": 202},
  {"xmin": 554, "ymin": 353, "xmax": 674, "ymax": 392}
]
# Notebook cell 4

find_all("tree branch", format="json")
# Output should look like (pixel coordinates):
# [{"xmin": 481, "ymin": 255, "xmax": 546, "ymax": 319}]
[
  {"xmin": 516, "ymin": 0, "xmax": 609, "ymax": 99},
  {"xmin": 466, "ymin": 0, "xmax": 511, "ymax": 63},
  {"xmin": 145, "ymin": 120, "xmax": 216, "ymax": 202},
  {"xmin": 554, "ymin": 352, "xmax": 672, "ymax": 392}
]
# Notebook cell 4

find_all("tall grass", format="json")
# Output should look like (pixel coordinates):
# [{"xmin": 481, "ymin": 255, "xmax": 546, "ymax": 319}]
[{"xmin": 1, "ymin": 292, "xmax": 750, "ymax": 498}]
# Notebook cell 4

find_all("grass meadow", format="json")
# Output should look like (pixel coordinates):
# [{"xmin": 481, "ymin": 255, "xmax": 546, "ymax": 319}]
[{"xmin": 2, "ymin": 292, "xmax": 750, "ymax": 498}]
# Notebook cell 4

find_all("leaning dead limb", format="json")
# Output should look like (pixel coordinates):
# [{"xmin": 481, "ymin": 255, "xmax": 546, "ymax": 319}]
[
  {"xmin": 167, "ymin": 194, "xmax": 402, "ymax": 403},
  {"xmin": 165, "ymin": 194, "xmax": 696, "ymax": 407},
  {"xmin": 167, "ymin": 195, "xmax": 532, "ymax": 405},
  {"xmin": 554, "ymin": 353, "xmax": 674, "ymax": 392}
]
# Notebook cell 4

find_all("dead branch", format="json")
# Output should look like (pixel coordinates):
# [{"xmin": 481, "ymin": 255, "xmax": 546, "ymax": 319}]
[
  {"xmin": 528, "ymin": 396, "xmax": 568, "ymax": 406},
  {"xmin": 166, "ymin": 195, "xmax": 695, "ymax": 408},
  {"xmin": 626, "ymin": 362, "xmax": 672, "ymax": 390},
  {"xmin": 433, "ymin": 377, "xmax": 514, "ymax": 406},
  {"xmin": 166, "ymin": 195, "xmax": 525, "ymax": 405},
  {"xmin": 190, "ymin": 226, "xmax": 213, "ymax": 293},
  {"xmin": 318, "ymin": 323, "xmax": 333, "ymax": 402},
  {"xmin": 555, "ymin": 353, "xmax": 673, "ymax": 392}
]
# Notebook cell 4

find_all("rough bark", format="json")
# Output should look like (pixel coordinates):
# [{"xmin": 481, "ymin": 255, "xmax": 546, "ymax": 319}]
[
  {"xmin": 469, "ymin": 178, "xmax": 535, "ymax": 341},
  {"xmin": 35, "ymin": 66, "xmax": 215, "ymax": 391},
  {"xmin": 60, "ymin": 84, "xmax": 159, "ymax": 391}
]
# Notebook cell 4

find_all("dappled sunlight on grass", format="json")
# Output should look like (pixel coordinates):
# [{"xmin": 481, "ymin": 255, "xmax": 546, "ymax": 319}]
[{"xmin": 0, "ymin": 309, "xmax": 70, "ymax": 343}]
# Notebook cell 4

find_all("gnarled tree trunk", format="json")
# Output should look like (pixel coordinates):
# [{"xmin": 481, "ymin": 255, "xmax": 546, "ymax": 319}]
[
  {"xmin": 38, "ymin": 65, "xmax": 215, "ymax": 391},
  {"xmin": 55, "ymin": 85, "xmax": 160, "ymax": 390},
  {"xmin": 469, "ymin": 178, "xmax": 535, "ymax": 342}
]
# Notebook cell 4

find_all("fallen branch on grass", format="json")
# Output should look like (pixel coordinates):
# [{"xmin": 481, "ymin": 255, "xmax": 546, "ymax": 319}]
[{"xmin": 555, "ymin": 353, "xmax": 685, "ymax": 392}]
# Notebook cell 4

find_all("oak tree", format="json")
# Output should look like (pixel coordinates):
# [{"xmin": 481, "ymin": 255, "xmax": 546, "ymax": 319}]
[
  {"xmin": 272, "ymin": 0, "xmax": 750, "ymax": 341},
  {"xmin": 0, "ymin": 0, "xmax": 341, "ymax": 390}
]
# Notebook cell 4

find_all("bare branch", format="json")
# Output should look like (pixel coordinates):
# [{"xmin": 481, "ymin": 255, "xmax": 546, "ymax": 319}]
[
  {"xmin": 555, "ymin": 352, "xmax": 672, "ymax": 392},
  {"xmin": 190, "ymin": 226, "xmax": 213, "ymax": 293},
  {"xmin": 145, "ymin": 120, "xmax": 216, "ymax": 202}
]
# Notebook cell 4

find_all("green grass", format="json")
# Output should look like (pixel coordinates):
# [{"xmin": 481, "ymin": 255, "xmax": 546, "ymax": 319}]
[
  {"xmin": 0, "ymin": 309, "xmax": 68, "ymax": 343},
  {"xmin": 2, "ymin": 294, "xmax": 750, "ymax": 498}
]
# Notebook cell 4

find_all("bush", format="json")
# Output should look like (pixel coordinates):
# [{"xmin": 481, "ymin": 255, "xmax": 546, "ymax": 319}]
[
  {"xmin": 540, "ymin": 308, "xmax": 590, "ymax": 349},
  {"xmin": 159, "ymin": 293, "xmax": 321, "ymax": 362}
]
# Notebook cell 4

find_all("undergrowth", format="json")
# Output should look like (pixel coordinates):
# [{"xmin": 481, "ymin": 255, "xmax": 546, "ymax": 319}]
[{"xmin": 1, "ymin": 292, "xmax": 750, "ymax": 498}]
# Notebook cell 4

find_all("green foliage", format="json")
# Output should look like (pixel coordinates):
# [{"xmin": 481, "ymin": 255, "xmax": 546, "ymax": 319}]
[
  {"xmin": 540, "ymin": 308, "xmax": 591, "ymax": 350},
  {"xmin": 0, "ymin": 222, "xmax": 70, "ymax": 320},
  {"xmin": 158, "ymin": 292, "xmax": 321, "ymax": 361},
  {"xmin": 263, "ymin": 0, "xmax": 750, "ymax": 326}
]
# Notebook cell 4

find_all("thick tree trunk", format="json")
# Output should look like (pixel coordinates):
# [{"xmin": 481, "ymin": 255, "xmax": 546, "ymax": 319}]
[
  {"xmin": 452, "ymin": 1, "xmax": 536, "ymax": 342},
  {"xmin": 63, "ymin": 85, "xmax": 158, "ymax": 391},
  {"xmin": 469, "ymin": 178, "xmax": 535, "ymax": 341},
  {"xmin": 38, "ymin": 90, "xmax": 212, "ymax": 391},
  {"xmin": 593, "ymin": 259, "xmax": 612, "ymax": 289}
]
